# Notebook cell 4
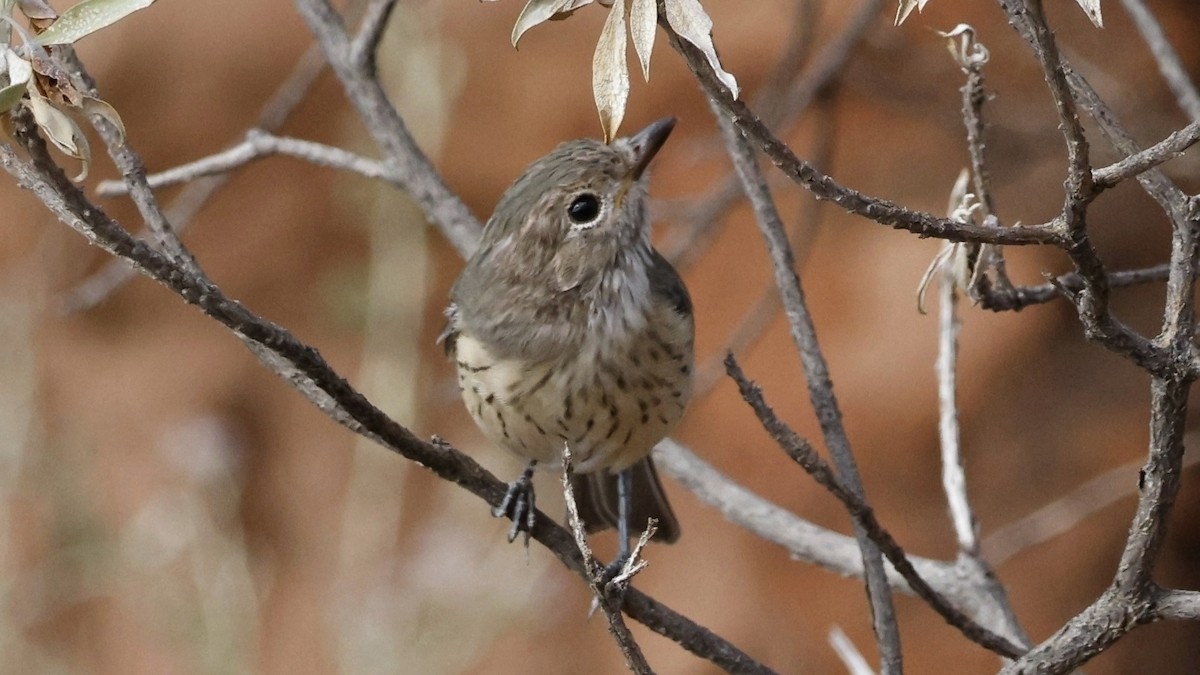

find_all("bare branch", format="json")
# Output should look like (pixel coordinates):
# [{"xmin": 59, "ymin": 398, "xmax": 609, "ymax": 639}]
[
  {"xmin": 722, "ymin": 355, "xmax": 1025, "ymax": 659},
  {"xmin": 294, "ymin": 0, "xmax": 483, "ymax": 259},
  {"xmin": 979, "ymin": 264, "xmax": 1172, "ymax": 312},
  {"xmin": 1153, "ymin": 589, "xmax": 1200, "ymax": 622},
  {"xmin": 96, "ymin": 130, "xmax": 397, "ymax": 196},
  {"xmin": 349, "ymin": 0, "xmax": 399, "ymax": 71},
  {"xmin": 936, "ymin": 267, "xmax": 978, "ymax": 554},
  {"xmin": 62, "ymin": 42, "xmax": 330, "ymax": 313},
  {"xmin": 829, "ymin": 626, "xmax": 875, "ymax": 675},
  {"xmin": 58, "ymin": 47, "xmax": 203, "ymax": 277},
  {"xmin": 1117, "ymin": 0, "xmax": 1200, "ymax": 121},
  {"xmin": 983, "ymin": 449, "xmax": 1200, "ymax": 566},
  {"xmin": 708, "ymin": 98, "xmax": 904, "ymax": 672},
  {"xmin": 660, "ymin": 15, "xmax": 1061, "ymax": 247},
  {"xmin": 561, "ymin": 448, "xmax": 655, "ymax": 675},
  {"xmin": 1092, "ymin": 120, "xmax": 1200, "ymax": 190}
]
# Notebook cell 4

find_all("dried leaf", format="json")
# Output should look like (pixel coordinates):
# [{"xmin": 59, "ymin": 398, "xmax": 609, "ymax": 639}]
[
  {"xmin": 0, "ymin": 48, "xmax": 31, "ymax": 112},
  {"xmin": 918, "ymin": 169, "xmax": 977, "ymax": 313},
  {"xmin": 630, "ymin": 0, "xmax": 656, "ymax": 81},
  {"xmin": 664, "ymin": 0, "xmax": 738, "ymax": 98},
  {"xmin": 34, "ymin": 0, "xmax": 156, "ymax": 46},
  {"xmin": 937, "ymin": 24, "xmax": 989, "ymax": 70},
  {"xmin": 592, "ymin": 0, "xmax": 628, "ymax": 142},
  {"xmin": 917, "ymin": 243, "xmax": 955, "ymax": 315},
  {"xmin": 894, "ymin": 0, "xmax": 930, "ymax": 26},
  {"xmin": 81, "ymin": 94, "xmax": 125, "ymax": 140},
  {"xmin": 945, "ymin": 168, "xmax": 970, "ymax": 218},
  {"xmin": 16, "ymin": 0, "xmax": 56, "ymax": 19},
  {"xmin": 511, "ymin": 0, "xmax": 578, "ymax": 47},
  {"xmin": 26, "ymin": 88, "xmax": 90, "ymax": 180},
  {"xmin": 1074, "ymin": 0, "xmax": 1102, "ymax": 27}
]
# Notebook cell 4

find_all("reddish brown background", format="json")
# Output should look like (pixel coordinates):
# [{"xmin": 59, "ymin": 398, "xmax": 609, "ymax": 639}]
[{"xmin": 2, "ymin": 0, "xmax": 1199, "ymax": 673}]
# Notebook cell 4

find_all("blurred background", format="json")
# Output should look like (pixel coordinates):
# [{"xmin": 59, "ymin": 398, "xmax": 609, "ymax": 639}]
[{"xmin": 1, "ymin": 0, "xmax": 1199, "ymax": 672}]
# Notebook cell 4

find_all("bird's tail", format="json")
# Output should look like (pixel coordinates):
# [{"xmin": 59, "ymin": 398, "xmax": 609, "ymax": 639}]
[{"xmin": 570, "ymin": 456, "xmax": 680, "ymax": 543}]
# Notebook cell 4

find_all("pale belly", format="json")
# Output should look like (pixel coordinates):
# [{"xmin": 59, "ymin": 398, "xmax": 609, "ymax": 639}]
[{"xmin": 453, "ymin": 330, "xmax": 692, "ymax": 473}]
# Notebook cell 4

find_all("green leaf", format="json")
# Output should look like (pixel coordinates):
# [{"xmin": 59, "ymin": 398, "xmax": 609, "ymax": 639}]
[
  {"xmin": 34, "ymin": 0, "xmax": 156, "ymax": 46},
  {"xmin": 592, "ymin": 0, "xmax": 627, "ymax": 142},
  {"xmin": 0, "ymin": 49, "xmax": 31, "ymax": 112}
]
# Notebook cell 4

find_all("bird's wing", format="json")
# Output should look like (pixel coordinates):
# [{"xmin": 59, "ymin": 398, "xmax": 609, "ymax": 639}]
[
  {"xmin": 647, "ymin": 248, "xmax": 693, "ymax": 318},
  {"xmin": 437, "ymin": 302, "xmax": 460, "ymax": 358}
]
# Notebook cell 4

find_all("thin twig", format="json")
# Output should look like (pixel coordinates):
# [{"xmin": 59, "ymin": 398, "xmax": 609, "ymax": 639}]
[
  {"xmin": 561, "ymin": 447, "xmax": 655, "ymax": 675},
  {"xmin": 1092, "ymin": 120, "xmax": 1200, "ymax": 190},
  {"xmin": 64, "ymin": 40, "xmax": 329, "ymax": 313},
  {"xmin": 653, "ymin": 440, "xmax": 1032, "ymax": 647},
  {"xmin": 692, "ymin": 90, "xmax": 836, "ymax": 398},
  {"xmin": 659, "ymin": 0, "xmax": 876, "ymax": 271},
  {"xmin": 936, "ymin": 265, "xmax": 978, "ymax": 554},
  {"xmin": 951, "ymin": 27, "xmax": 1014, "ymax": 297},
  {"xmin": 1117, "ymin": 0, "xmax": 1200, "ymax": 121},
  {"xmin": 294, "ymin": 0, "xmax": 482, "ymax": 259},
  {"xmin": 722, "ymin": 356, "xmax": 1025, "ymax": 659},
  {"xmin": 708, "ymin": 98, "xmax": 904, "ymax": 672},
  {"xmin": 96, "ymin": 130, "xmax": 397, "ymax": 196},
  {"xmin": 58, "ymin": 47, "xmax": 203, "ymax": 277},
  {"xmin": 349, "ymin": 0, "xmax": 399, "ymax": 71},
  {"xmin": 828, "ymin": 626, "xmax": 875, "ymax": 675},
  {"xmin": 982, "ymin": 449, "xmax": 1200, "ymax": 566},
  {"xmin": 979, "ymin": 264, "xmax": 1172, "ymax": 312},
  {"xmin": 661, "ymin": 19, "xmax": 1060, "ymax": 247}
]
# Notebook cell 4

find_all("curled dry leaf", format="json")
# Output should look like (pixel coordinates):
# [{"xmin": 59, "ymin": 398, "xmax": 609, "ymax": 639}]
[
  {"xmin": 592, "ymin": 0, "xmax": 627, "ymax": 142},
  {"xmin": 937, "ymin": 24, "xmax": 989, "ymax": 71},
  {"xmin": 917, "ymin": 169, "xmax": 977, "ymax": 314},
  {"xmin": 664, "ymin": 0, "xmax": 738, "ymax": 98},
  {"xmin": 26, "ymin": 85, "xmax": 90, "ymax": 180}
]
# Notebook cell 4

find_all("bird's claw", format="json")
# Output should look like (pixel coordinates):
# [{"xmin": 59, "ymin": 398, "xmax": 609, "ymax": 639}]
[{"xmin": 493, "ymin": 466, "xmax": 537, "ymax": 546}]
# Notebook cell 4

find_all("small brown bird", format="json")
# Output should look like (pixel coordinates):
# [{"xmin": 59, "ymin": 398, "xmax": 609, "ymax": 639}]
[{"xmin": 441, "ymin": 118, "xmax": 693, "ymax": 556}]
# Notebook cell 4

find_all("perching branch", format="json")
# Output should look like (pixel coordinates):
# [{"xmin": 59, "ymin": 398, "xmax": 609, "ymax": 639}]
[{"xmin": 3, "ymin": 90, "xmax": 775, "ymax": 675}]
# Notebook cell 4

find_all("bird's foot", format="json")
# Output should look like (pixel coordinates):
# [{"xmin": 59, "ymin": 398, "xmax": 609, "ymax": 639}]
[{"xmin": 493, "ymin": 462, "xmax": 537, "ymax": 546}]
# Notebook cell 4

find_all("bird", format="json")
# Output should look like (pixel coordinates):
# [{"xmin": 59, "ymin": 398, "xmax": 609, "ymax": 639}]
[{"xmin": 440, "ymin": 117, "xmax": 693, "ymax": 560}]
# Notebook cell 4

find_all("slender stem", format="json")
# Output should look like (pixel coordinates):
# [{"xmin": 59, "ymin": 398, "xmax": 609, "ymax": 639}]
[
  {"xmin": 1118, "ymin": 0, "xmax": 1200, "ymax": 121},
  {"xmin": 936, "ymin": 267, "xmax": 978, "ymax": 554},
  {"xmin": 709, "ymin": 100, "xmax": 904, "ymax": 672}
]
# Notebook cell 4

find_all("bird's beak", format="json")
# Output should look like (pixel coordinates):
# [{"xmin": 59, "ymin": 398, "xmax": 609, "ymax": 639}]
[{"xmin": 626, "ymin": 117, "xmax": 676, "ymax": 181}]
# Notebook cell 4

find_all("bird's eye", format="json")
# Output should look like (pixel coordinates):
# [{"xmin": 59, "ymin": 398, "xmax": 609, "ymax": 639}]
[{"xmin": 567, "ymin": 193, "xmax": 602, "ymax": 225}]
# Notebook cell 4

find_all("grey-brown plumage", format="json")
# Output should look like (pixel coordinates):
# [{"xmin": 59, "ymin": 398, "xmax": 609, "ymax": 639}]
[{"xmin": 441, "ymin": 118, "xmax": 692, "ymax": 545}]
